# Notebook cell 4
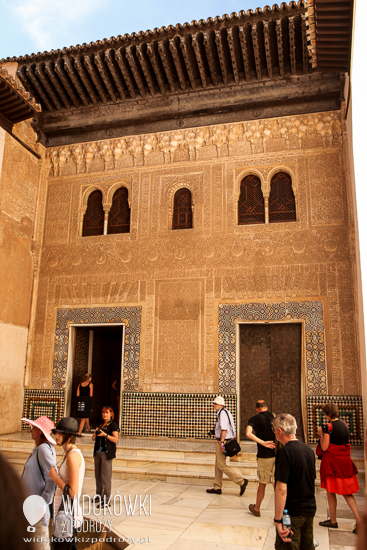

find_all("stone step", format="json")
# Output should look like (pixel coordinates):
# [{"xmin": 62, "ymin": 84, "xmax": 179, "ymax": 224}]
[{"xmin": 1, "ymin": 434, "xmax": 364, "ymax": 488}]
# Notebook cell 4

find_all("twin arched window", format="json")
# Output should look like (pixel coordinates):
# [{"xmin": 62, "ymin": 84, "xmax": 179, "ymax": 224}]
[
  {"xmin": 238, "ymin": 172, "xmax": 296, "ymax": 225},
  {"xmin": 82, "ymin": 187, "xmax": 130, "ymax": 236}
]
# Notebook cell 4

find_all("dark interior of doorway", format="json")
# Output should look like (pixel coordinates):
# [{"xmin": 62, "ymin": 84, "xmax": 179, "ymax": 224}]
[
  {"xmin": 71, "ymin": 325, "xmax": 123, "ymax": 429},
  {"xmin": 239, "ymin": 323, "xmax": 304, "ymax": 441}
]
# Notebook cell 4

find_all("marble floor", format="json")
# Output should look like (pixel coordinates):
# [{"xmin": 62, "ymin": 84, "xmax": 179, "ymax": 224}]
[{"xmin": 79, "ymin": 475, "xmax": 365, "ymax": 550}]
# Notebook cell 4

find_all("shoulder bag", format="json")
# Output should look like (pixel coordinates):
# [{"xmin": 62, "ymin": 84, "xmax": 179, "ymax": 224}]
[
  {"xmin": 219, "ymin": 409, "xmax": 242, "ymax": 457},
  {"xmin": 53, "ymin": 484, "xmax": 74, "ymax": 538}
]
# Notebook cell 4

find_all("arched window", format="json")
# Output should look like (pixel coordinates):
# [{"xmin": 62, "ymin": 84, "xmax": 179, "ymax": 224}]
[
  {"xmin": 82, "ymin": 190, "xmax": 104, "ymax": 236},
  {"xmin": 172, "ymin": 188, "xmax": 193, "ymax": 229},
  {"xmin": 238, "ymin": 175, "xmax": 265, "ymax": 225},
  {"xmin": 107, "ymin": 187, "xmax": 130, "ymax": 234},
  {"xmin": 269, "ymin": 172, "xmax": 296, "ymax": 223}
]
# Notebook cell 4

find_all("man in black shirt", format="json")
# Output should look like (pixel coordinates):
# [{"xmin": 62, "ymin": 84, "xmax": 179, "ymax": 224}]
[
  {"xmin": 273, "ymin": 413, "xmax": 316, "ymax": 550},
  {"xmin": 246, "ymin": 399, "xmax": 276, "ymax": 517}
]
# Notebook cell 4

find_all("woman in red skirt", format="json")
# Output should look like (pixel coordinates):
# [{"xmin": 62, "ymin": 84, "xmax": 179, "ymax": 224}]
[{"xmin": 317, "ymin": 403, "xmax": 360, "ymax": 534}]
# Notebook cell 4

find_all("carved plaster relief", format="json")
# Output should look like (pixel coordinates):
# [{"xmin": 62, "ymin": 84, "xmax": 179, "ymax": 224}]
[{"xmin": 46, "ymin": 112, "xmax": 342, "ymax": 176}]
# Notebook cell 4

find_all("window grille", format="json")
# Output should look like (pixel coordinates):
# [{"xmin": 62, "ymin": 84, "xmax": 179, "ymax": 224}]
[
  {"xmin": 238, "ymin": 175, "xmax": 265, "ymax": 225},
  {"xmin": 172, "ymin": 188, "xmax": 193, "ymax": 229},
  {"xmin": 107, "ymin": 187, "xmax": 130, "ymax": 234},
  {"xmin": 82, "ymin": 190, "xmax": 104, "ymax": 236},
  {"xmin": 269, "ymin": 172, "xmax": 296, "ymax": 223}
]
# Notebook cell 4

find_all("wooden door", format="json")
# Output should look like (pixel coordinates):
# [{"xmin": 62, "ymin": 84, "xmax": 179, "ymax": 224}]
[{"xmin": 239, "ymin": 323, "xmax": 303, "ymax": 440}]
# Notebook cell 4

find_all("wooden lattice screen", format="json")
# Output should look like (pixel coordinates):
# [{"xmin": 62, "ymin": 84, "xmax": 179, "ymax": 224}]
[
  {"xmin": 269, "ymin": 172, "xmax": 296, "ymax": 223},
  {"xmin": 238, "ymin": 175, "xmax": 265, "ymax": 225},
  {"xmin": 82, "ymin": 190, "xmax": 104, "ymax": 236},
  {"xmin": 107, "ymin": 187, "xmax": 130, "ymax": 234},
  {"xmin": 172, "ymin": 188, "xmax": 193, "ymax": 229}
]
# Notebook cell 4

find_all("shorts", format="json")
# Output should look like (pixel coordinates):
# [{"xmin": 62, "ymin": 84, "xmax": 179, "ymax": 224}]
[{"xmin": 258, "ymin": 457, "xmax": 275, "ymax": 484}]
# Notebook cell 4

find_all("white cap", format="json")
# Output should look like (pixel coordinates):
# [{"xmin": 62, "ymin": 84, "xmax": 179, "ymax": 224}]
[{"xmin": 213, "ymin": 396, "xmax": 225, "ymax": 406}]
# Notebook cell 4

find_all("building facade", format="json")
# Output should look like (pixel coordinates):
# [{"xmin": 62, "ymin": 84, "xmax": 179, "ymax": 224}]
[{"xmin": 1, "ymin": 0, "xmax": 363, "ymax": 443}]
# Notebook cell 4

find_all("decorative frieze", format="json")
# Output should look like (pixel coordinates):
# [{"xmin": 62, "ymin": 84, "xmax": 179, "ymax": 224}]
[{"xmin": 47, "ymin": 112, "xmax": 342, "ymax": 177}]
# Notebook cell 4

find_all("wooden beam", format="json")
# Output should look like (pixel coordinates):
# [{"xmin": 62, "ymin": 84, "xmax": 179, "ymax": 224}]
[
  {"xmin": 136, "ymin": 44, "xmax": 156, "ymax": 96},
  {"xmin": 74, "ymin": 56, "xmax": 98, "ymax": 105},
  {"xmin": 276, "ymin": 20, "xmax": 285, "ymax": 78},
  {"xmin": 94, "ymin": 53, "xmax": 118, "ymax": 102},
  {"xmin": 105, "ymin": 49, "xmax": 127, "ymax": 101},
  {"xmin": 227, "ymin": 29, "xmax": 239, "ymax": 84},
  {"xmin": 179, "ymin": 36, "xmax": 196, "ymax": 90},
  {"xmin": 203, "ymin": 32, "xmax": 218, "ymax": 86},
  {"xmin": 84, "ymin": 54, "xmax": 108, "ymax": 104},
  {"xmin": 169, "ymin": 38, "xmax": 186, "ymax": 91},
  {"xmin": 115, "ymin": 48, "xmax": 137, "ymax": 99},
  {"xmin": 0, "ymin": 111, "xmax": 13, "ymax": 133},
  {"xmin": 54, "ymin": 59, "xmax": 80, "ymax": 108},
  {"xmin": 301, "ymin": 14, "xmax": 309, "ymax": 74},
  {"xmin": 192, "ymin": 34, "xmax": 207, "ymax": 88},
  {"xmin": 251, "ymin": 24, "xmax": 262, "ymax": 81},
  {"xmin": 215, "ymin": 31, "xmax": 229, "ymax": 85},
  {"xmin": 126, "ymin": 46, "xmax": 146, "ymax": 98},
  {"xmin": 288, "ymin": 17, "xmax": 297, "ymax": 75},
  {"xmin": 63, "ymin": 57, "xmax": 89, "ymax": 107},
  {"xmin": 239, "ymin": 26, "xmax": 251, "ymax": 82},
  {"xmin": 27, "ymin": 64, "xmax": 54, "ymax": 111},
  {"xmin": 146, "ymin": 43, "xmax": 166, "ymax": 95},
  {"xmin": 44, "ymin": 62, "xmax": 71, "ymax": 109},
  {"xmin": 35, "ymin": 63, "xmax": 62, "ymax": 110},
  {"xmin": 263, "ymin": 21, "xmax": 273, "ymax": 79},
  {"xmin": 157, "ymin": 40, "xmax": 176, "ymax": 93}
]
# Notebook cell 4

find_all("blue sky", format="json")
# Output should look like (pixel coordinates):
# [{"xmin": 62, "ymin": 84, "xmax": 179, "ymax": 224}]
[{"xmin": 0, "ymin": 0, "xmax": 261, "ymax": 59}]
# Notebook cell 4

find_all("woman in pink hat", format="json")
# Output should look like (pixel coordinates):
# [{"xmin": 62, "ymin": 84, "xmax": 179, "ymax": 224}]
[{"xmin": 21, "ymin": 416, "xmax": 57, "ymax": 550}]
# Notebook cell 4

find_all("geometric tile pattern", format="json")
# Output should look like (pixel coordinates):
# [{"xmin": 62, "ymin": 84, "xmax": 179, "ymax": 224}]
[
  {"xmin": 51, "ymin": 306, "xmax": 142, "ymax": 391},
  {"xmin": 307, "ymin": 395, "xmax": 364, "ymax": 445},
  {"xmin": 121, "ymin": 392, "xmax": 237, "ymax": 439},
  {"xmin": 22, "ymin": 389, "xmax": 65, "ymax": 430},
  {"xmin": 218, "ymin": 301, "xmax": 326, "ymax": 395}
]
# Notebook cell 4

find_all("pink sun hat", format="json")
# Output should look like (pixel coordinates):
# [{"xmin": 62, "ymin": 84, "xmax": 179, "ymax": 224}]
[{"xmin": 21, "ymin": 416, "xmax": 56, "ymax": 445}]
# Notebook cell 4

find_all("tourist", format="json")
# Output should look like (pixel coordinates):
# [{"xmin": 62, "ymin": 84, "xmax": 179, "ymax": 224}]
[
  {"xmin": 317, "ymin": 403, "xmax": 360, "ymax": 534},
  {"xmin": 92, "ymin": 406, "xmax": 119, "ymax": 507},
  {"xmin": 246, "ymin": 399, "xmax": 276, "ymax": 516},
  {"xmin": 206, "ymin": 396, "xmax": 248, "ymax": 496},
  {"xmin": 273, "ymin": 413, "xmax": 316, "ymax": 550},
  {"xmin": 21, "ymin": 416, "xmax": 57, "ymax": 550},
  {"xmin": 0, "ymin": 452, "xmax": 35, "ymax": 549},
  {"xmin": 49, "ymin": 417, "xmax": 85, "ymax": 549},
  {"xmin": 76, "ymin": 373, "xmax": 93, "ymax": 435}
]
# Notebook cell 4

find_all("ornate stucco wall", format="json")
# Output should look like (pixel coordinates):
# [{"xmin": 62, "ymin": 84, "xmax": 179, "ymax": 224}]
[
  {"xmin": 27, "ymin": 109, "xmax": 361, "ymax": 409},
  {"xmin": 0, "ymin": 120, "xmax": 43, "ymax": 433}
]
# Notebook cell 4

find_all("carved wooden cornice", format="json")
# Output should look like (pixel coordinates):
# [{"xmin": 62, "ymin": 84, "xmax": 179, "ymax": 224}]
[
  {"xmin": 0, "ymin": 64, "xmax": 41, "ymax": 133},
  {"xmin": 47, "ymin": 111, "xmax": 342, "ymax": 177}
]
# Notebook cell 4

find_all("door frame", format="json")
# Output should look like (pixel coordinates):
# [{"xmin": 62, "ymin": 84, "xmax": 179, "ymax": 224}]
[
  {"xmin": 235, "ymin": 319, "xmax": 307, "ymax": 442},
  {"xmin": 66, "ymin": 323, "xmax": 126, "ymax": 431}
]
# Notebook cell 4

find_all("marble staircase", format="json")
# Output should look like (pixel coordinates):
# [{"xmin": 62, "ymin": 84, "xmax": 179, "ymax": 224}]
[{"xmin": 1, "ymin": 432, "xmax": 365, "ymax": 489}]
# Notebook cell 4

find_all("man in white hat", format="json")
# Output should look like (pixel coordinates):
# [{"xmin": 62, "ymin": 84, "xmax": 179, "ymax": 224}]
[
  {"xmin": 21, "ymin": 416, "xmax": 57, "ymax": 550},
  {"xmin": 206, "ymin": 396, "xmax": 248, "ymax": 495}
]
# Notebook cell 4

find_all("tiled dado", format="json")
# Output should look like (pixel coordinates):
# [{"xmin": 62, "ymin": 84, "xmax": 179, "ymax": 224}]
[
  {"xmin": 22, "ymin": 389, "xmax": 65, "ymax": 430},
  {"xmin": 52, "ymin": 306, "xmax": 142, "ymax": 390},
  {"xmin": 121, "ymin": 393, "xmax": 237, "ymax": 439},
  {"xmin": 307, "ymin": 395, "xmax": 364, "ymax": 445},
  {"xmin": 218, "ymin": 301, "xmax": 326, "ymax": 395}
]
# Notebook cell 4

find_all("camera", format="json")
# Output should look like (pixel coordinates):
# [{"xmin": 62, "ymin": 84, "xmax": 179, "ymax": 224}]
[{"xmin": 208, "ymin": 429, "xmax": 215, "ymax": 436}]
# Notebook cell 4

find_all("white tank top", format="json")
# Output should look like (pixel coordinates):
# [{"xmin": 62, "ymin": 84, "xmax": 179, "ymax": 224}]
[{"xmin": 54, "ymin": 448, "xmax": 85, "ymax": 526}]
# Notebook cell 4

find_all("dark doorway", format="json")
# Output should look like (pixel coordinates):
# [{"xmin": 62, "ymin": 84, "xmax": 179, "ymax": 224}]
[
  {"xmin": 70, "ymin": 325, "xmax": 123, "ymax": 429},
  {"xmin": 90, "ymin": 326, "xmax": 123, "ymax": 426},
  {"xmin": 239, "ymin": 323, "xmax": 304, "ymax": 440}
]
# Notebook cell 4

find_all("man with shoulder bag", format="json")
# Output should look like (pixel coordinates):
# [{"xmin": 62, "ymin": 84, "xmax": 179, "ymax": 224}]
[{"xmin": 206, "ymin": 396, "xmax": 248, "ymax": 496}]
